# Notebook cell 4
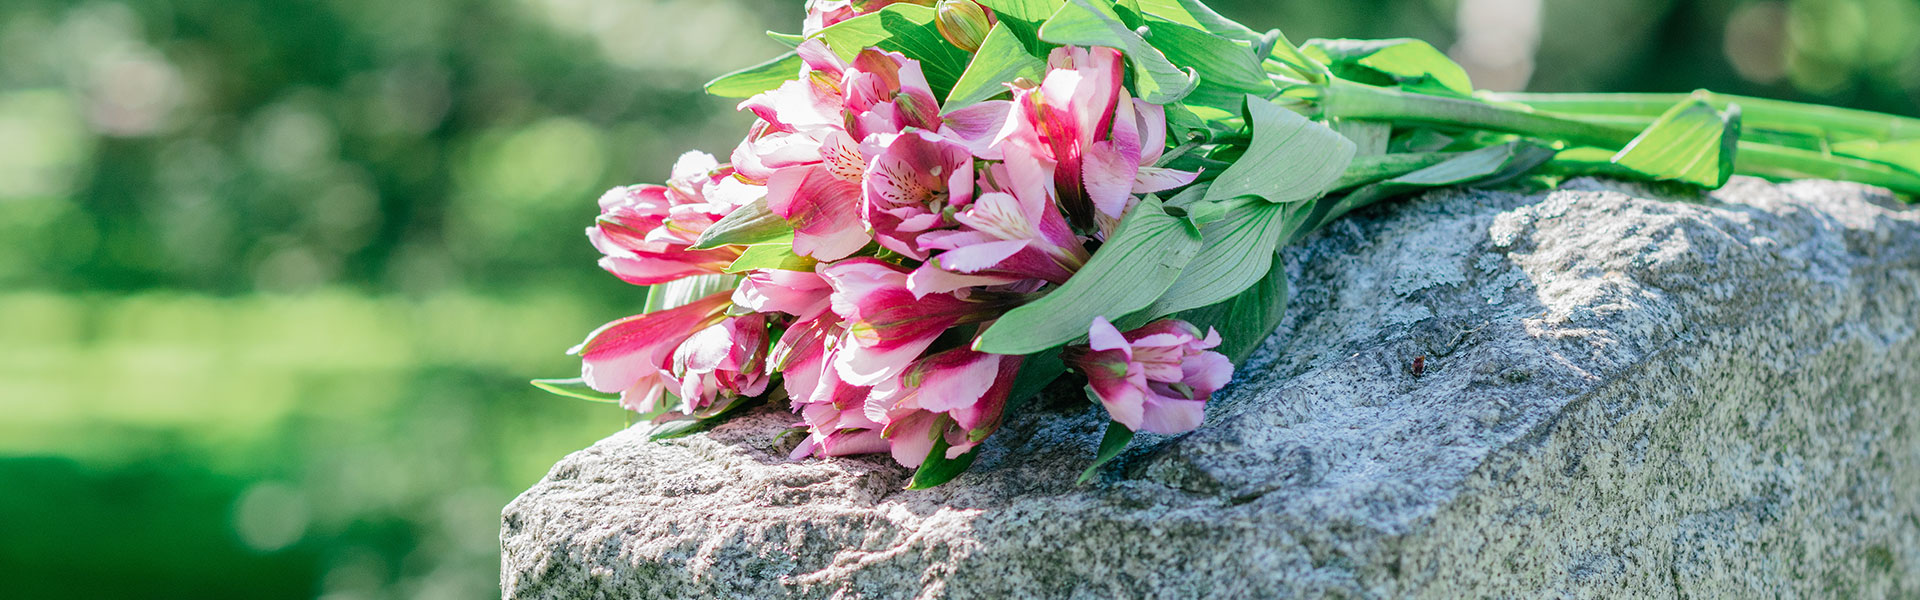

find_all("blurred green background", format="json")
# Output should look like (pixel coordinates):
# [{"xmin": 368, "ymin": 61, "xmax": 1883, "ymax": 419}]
[{"xmin": 0, "ymin": 0, "xmax": 1913, "ymax": 597}]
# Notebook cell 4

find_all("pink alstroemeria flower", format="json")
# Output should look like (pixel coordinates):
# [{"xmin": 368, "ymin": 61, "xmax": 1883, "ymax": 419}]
[
  {"xmin": 734, "ymin": 42, "xmax": 947, "ymax": 261},
  {"xmin": 590, "ymin": 152, "xmax": 754, "ymax": 285},
  {"xmin": 771, "ymin": 313, "xmax": 889, "ymax": 459},
  {"xmin": 667, "ymin": 314, "xmax": 772, "ymax": 416},
  {"xmin": 910, "ymin": 162, "xmax": 1090, "ymax": 295},
  {"xmin": 1063, "ymin": 317, "xmax": 1232, "ymax": 435},
  {"xmin": 867, "ymin": 346, "xmax": 1021, "ymax": 467},
  {"xmin": 571, "ymin": 292, "xmax": 731, "ymax": 415},
  {"xmin": 995, "ymin": 46, "xmax": 1197, "ymax": 229},
  {"xmin": 861, "ymin": 129, "xmax": 974, "ymax": 260},
  {"xmin": 819, "ymin": 258, "xmax": 1014, "ymax": 386}
]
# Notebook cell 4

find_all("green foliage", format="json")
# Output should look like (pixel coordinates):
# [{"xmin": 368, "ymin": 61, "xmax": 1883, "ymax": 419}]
[
  {"xmin": 1610, "ymin": 96, "xmax": 1744, "ymax": 187},
  {"xmin": 975, "ymin": 196, "xmax": 1202, "ymax": 354},
  {"xmin": 907, "ymin": 419, "xmax": 980, "ymax": 489},
  {"xmin": 1147, "ymin": 199, "xmax": 1302, "ymax": 317},
  {"xmin": 725, "ymin": 242, "xmax": 815, "ymax": 273},
  {"xmin": 1077, "ymin": 420, "xmax": 1134, "ymax": 484},
  {"xmin": 642, "ymin": 274, "xmax": 739, "ymax": 313},
  {"xmin": 814, "ymin": 4, "xmax": 976, "ymax": 98},
  {"xmin": 1171, "ymin": 254, "xmax": 1289, "ymax": 363},
  {"xmin": 1303, "ymin": 38, "xmax": 1475, "ymax": 97},
  {"xmin": 945, "ymin": 23, "xmax": 1048, "ymax": 110},
  {"xmin": 1203, "ymin": 95, "xmax": 1357, "ymax": 203},
  {"xmin": 1141, "ymin": 17, "xmax": 1276, "ymax": 110},
  {"xmin": 692, "ymin": 198, "xmax": 793, "ymax": 249},
  {"xmin": 704, "ymin": 51, "xmax": 804, "ymax": 98},
  {"xmin": 531, "ymin": 378, "xmax": 622, "ymax": 403}
]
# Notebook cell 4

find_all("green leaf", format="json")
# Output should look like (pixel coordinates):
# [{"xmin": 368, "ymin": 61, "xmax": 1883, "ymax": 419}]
[
  {"xmin": 944, "ymin": 23, "xmax": 1047, "ymax": 110},
  {"xmin": 1007, "ymin": 348, "xmax": 1067, "ymax": 409},
  {"xmin": 643, "ymin": 274, "xmax": 740, "ymax": 313},
  {"xmin": 1204, "ymin": 95, "xmax": 1357, "ymax": 203},
  {"xmin": 1140, "ymin": 17, "xmax": 1274, "ymax": 111},
  {"xmin": 813, "ymin": 4, "xmax": 974, "ymax": 99},
  {"xmin": 690, "ymin": 197, "xmax": 791, "ymax": 249},
  {"xmin": 530, "ymin": 378, "xmax": 621, "ymax": 403},
  {"xmin": 1332, "ymin": 119, "xmax": 1391, "ymax": 156},
  {"xmin": 724, "ymin": 242, "xmax": 816, "ymax": 273},
  {"xmin": 1174, "ymin": 252, "xmax": 1288, "ymax": 363},
  {"xmin": 1137, "ymin": 0, "xmax": 1261, "ymax": 42},
  {"xmin": 1303, "ymin": 38, "xmax": 1474, "ymax": 97},
  {"xmin": 975, "ymin": 196, "xmax": 1203, "ymax": 354},
  {"xmin": 767, "ymin": 31, "xmax": 805, "ymax": 48},
  {"xmin": 703, "ymin": 51, "xmax": 803, "ymax": 99},
  {"xmin": 1077, "ymin": 420, "xmax": 1135, "ymax": 484},
  {"xmin": 1038, "ymin": 0, "xmax": 1198, "ymax": 104},
  {"xmin": 976, "ymin": 0, "xmax": 1065, "ymax": 54},
  {"xmin": 1318, "ymin": 142, "xmax": 1558, "ymax": 228},
  {"xmin": 1833, "ymin": 138, "xmax": 1920, "ymax": 176},
  {"xmin": 1147, "ymin": 198, "xmax": 1306, "ymax": 317},
  {"xmin": 644, "ymin": 396, "xmax": 760, "ymax": 441},
  {"xmin": 1610, "ymin": 96, "xmax": 1742, "ymax": 188},
  {"xmin": 906, "ymin": 419, "xmax": 979, "ymax": 489}
]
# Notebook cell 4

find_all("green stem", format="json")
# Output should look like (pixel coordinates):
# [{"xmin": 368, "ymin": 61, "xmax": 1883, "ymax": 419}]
[
  {"xmin": 1735, "ymin": 143, "xmax": 1920, "ymax": 192},
  {"xmin": 1332, "ymin": 152, "xmax": 1461, "ymax": 190},
  {"xmin": 1307, "ymin": 81, "xmax": 1920, "ymax": 195},
  {"xmin": 1313, "ymin": 81, "xmax": 1641, "ymax": 148},
  {"xmin": 1482, "ymin": 91, "xmax": 1920, "ymax": 143}
]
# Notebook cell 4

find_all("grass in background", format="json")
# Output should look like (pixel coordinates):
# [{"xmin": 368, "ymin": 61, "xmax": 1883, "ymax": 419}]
[{"xmin": 0, "ymin": 291, "xmax": 624, "ymax": 599}]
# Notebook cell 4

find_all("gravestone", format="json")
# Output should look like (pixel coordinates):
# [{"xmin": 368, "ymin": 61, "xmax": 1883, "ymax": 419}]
[{"xmin": 503, "ymin": 178, "xmax": 1920, "ymax": 599}]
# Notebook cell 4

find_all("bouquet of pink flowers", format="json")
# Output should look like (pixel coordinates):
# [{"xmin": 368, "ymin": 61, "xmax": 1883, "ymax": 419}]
[{"xmin": 537, "ymin": 0, "xmax": 1919, "ymax": 487}]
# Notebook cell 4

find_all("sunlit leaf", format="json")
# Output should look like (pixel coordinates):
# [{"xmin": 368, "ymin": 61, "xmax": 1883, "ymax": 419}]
[
  {"xmin": 643, "ymin": 274, "xmax": 740, "ymax": 313},
  {"xmin": 767, "ymin": 31, "xmax": 805, "ymax": 48},
  {"xmin": 1137, "ymin": 0, "xmax": 1260, "ymax": 42},
  {"xmin": 691, "ymin": 197, "xmax": 791, "ymax": 249},
  {"xmin": 1610, "ymin": 96, "xmax": 1742, "ymax": 188},
  {"xmin": 724, "ymin": 242, "xmax": 815, "ymax": 273},
  {"xmin": 975, "ymin": 196, "xmax": 1203, "ymax": 354},
  {"xmin": 1038, "ymin": 0, "xmax": 1198, "ymax": 104},
  {"xmin": 1203, "ymin": 95, "xmax": 1356, "ymax": 204},
  {"xmin": 1077, "ymin": 420, "xmax": 1134, "ymax": 484},
  {"xmin": 703, "ymin": 51, "xmax": 803, "ymax": 99},
  {"xmin": 976, "ymin": 0, "xmax": 1066, "ymax": 54},
  {"xmin": 945, "ymin": 23, "xmax": 1047, "ymax": 110},
  {"xmin": 1303, "ymin": 38, "xmax": 1474, "ymax": 97},
  {"xmin": 530, "ymin": 378, "xmax": 620, "ymax": 403}
]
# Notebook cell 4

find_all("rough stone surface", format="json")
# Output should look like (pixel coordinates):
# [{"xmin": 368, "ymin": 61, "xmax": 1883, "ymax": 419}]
[{"xmin": 502, "ymin": 178, "xmax": 1920, "ymax": 599}]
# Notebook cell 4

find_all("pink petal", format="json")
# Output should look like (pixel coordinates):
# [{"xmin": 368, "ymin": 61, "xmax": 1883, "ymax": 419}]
[
  {"xmin": 943, "ymin": 101, "xmax": 1012, "ymax": 159},
  {"xmin": 1138, "ymin": 397, "xmax": 1206, "ymax": 435},
  {"xmin": 1132, "ymin": 167, "xmax": 1200, "ymax": 194},
  {"xmin": 1085, "ymin": 316, "xmax": 1130, "ymax": 353},
  {"xmin": 766, "ymin": 165, "xmax": 870, "ymax": 261},
  {"xmin": 906, "ymin": 264, "xmax": 1019, "ymax": 298},
  {"xmin": 934, "ymin": 239, "xmax": 1030, "ymax": 273},
  {"xmin": 1082, "ymin": 140, "xmax": 1139, "ymax": 219}
]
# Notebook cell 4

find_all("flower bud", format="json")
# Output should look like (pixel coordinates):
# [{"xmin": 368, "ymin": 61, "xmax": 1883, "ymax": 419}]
[{"xmin": 936, "ymin": 0, "xmax": 995, "ymax": 53}]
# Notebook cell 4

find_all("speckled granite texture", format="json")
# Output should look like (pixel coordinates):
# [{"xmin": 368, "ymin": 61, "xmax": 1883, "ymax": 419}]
[{"xmin": 502, "ymin": 178, "xmax": 1920, "ymax": 599}]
